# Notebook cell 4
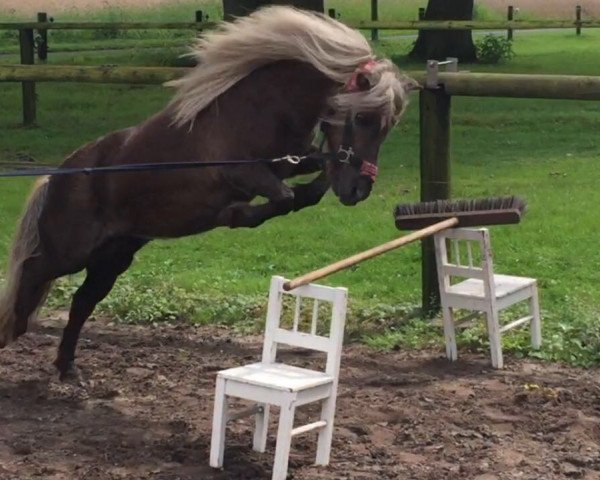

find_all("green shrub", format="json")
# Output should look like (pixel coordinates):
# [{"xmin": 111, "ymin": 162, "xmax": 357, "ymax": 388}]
[{"xmin": 476, "ymin": 34, "xmax": 514, "ymax": 64}]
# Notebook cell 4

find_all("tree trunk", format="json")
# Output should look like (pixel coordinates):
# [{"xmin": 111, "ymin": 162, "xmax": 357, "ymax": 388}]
[
  {"xmin": 223, "ymin": 0, "xmax": 324, "ymax": 20},
  {"xmin": 409, "ymin": 0, "xmax": 477, "ymax": 63}
]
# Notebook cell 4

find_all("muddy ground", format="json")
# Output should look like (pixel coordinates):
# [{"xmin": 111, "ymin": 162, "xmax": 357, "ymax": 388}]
[{"xmin": 0, "ymin": 316, "xmax": 599, "ymax": 479}]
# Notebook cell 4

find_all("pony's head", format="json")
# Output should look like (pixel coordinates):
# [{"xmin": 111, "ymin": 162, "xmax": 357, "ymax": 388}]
[
  {"xmin": 320, "ymin": 59, "xmax": 419, "ymax": 206},
  {"xmin": 165, "ymin": 6, "xmax": 419, "ymax": 207}
]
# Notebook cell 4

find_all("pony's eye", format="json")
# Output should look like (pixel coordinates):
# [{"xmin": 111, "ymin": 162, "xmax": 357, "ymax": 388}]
[{"xmin": 354, "ymin": 113, "xmax": 377, "ymax": 127}]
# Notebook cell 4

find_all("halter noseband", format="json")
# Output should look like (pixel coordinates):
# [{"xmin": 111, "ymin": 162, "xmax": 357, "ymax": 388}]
[{"xmin": 334, "ymin": 113, "xmax": 379, "ymax": 183}]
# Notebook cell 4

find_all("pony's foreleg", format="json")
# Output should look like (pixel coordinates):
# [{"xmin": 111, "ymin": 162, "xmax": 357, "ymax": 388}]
[
  {"xmin": 54, "ymin": 237, "xmax": 146, "ymax": 381},
  {"xmin": 291, "ymin": 170, "xmax": 330, "ymax": 211},
  {"xmin": 218, "ymin": 172, "xmax": 330, "ymax": 229},
  {"xmin": 218, "ymin": 165, "xmax": 296, "ymax": 228},
  {"xmin": 221, "ymin": 164, "xmax": 295, "ymax": 202}
]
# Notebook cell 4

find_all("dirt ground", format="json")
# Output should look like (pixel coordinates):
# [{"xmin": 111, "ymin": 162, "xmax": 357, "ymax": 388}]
[{"xmin": 0, "ymin": 315, "xmax": 599, "ymax": 480}]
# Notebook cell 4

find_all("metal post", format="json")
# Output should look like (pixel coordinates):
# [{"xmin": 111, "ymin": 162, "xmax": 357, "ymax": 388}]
[
  {"xmin": 507, "ymin": 6, "xmax": 514, "ymax": 40},
  {"xmin": 576, "ymin": 5, "xmax": 582, "ymax": 36},
  {"xmin": 36, "ymin": 12, "xmax": 48, "ymax": 62},
  {"xmin": 419, "ymin": 88, "xmax": 451, "ymax": 317},
  {"xmin": 19, "ymin": 28, "xmax": 36, "ymax": 126},
  {"xmin": 371, "ymin": 0, "xmax": 378, "ymax": 41}
]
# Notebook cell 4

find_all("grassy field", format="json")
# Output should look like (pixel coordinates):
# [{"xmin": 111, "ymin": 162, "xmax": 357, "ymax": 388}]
[
  {"xmin": 3, "ymin": 0, "xmax": 600, "ymax": 20},
  {"xmin": 1, "ymin": 12, "xmax": 600, "ymax": 365},
  {"xmin": 1, "ymin": 0, "xmax": 597, "ymax": 49}
]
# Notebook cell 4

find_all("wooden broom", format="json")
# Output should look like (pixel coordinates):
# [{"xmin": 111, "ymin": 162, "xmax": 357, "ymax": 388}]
[{"xmin": 283, "ymin": 196, "xmax": 525, "ymax": 291}]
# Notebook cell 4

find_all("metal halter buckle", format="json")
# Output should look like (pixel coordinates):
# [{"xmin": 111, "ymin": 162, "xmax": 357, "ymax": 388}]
[
  {"xmin": 336, "ymin": 146, "xmax": 355, "ymax": 164},
  {"xmin": 284, "ymin": 155, "xmax": 301, "ymax": 165}
]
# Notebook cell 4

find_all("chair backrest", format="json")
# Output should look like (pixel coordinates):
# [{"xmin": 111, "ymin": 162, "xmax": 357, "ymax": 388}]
[
  {"xmin": 261, "ymin": 276, "xmax": 348, "ymax": 377},
  {"xmin": 433, "ymin": 228, "xmax": 496, "ymax": 297}
]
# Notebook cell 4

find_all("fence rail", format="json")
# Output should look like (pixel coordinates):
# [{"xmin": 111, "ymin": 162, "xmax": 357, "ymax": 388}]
[
  {"xmin": 0, "ymin": 64, "xmax": 186, "ymax": 84},
  {"xmin": 3, "ymin": 65, "xmax": 600, "ymax": 101},
  {"xmin": 0, "ymin": 19, "xmax": 597, "ymax": 31},
  {"xmin": 0, "ymin": 21, "xmax": 214, "ymax": 30}
]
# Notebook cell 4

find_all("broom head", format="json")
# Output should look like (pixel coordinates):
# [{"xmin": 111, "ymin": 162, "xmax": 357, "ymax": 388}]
[{"xmin": 394, "ymin": 196, "xmax": 526, "ymax": 230}]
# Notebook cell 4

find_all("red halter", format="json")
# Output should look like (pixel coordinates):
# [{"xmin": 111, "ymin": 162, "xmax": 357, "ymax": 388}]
[{"xmin": 345, "ymin": 59, "xmax": 378, "ymax": 93}]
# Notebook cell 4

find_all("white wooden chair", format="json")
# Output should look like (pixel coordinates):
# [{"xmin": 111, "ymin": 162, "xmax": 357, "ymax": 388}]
[
  {"xmin": 433, "ymin": 227, "xmax": 542, "ymax": 369},
  {"xmin": 209, "ymin": 275, "xmax": 348, "ymax": 480}
]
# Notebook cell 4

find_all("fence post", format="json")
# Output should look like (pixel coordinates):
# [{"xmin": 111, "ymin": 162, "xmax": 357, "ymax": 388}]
[
  {"xmin": 195, "ymin": 9, "xmax": 204, "ymax": 33},
  {"xmin": 36, "ymin": 12, "xmax": 48, "ymax": 62},
  {"xmin": 418, "ymin": 7, "xmax": 425, "ymax": 21},
  {"xmin": 576, "ymin": 5, "xmax": 582, "ymax": 35},
  {"xmin": 19, "ymin": 28, "xmax": 36, "ymax": 126},
  {"xmin": 370, "ymin": 0, "xmax": 378, "ymax": 41},
  {"xmin": 507, "ymin": 6, "xmax": 514, "ymax": 40},
  {"xmin": 419, "ymin": 88, "xmax": 451, "ymax": 317}
]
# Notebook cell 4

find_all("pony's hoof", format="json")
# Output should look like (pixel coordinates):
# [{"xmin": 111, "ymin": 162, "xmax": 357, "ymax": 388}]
[
  {"xmin": 0, "ymin": 328, "xmax": 13, "ymax": 348},
  {"xmin": 217, "ymin": 203, "xmax": 248, "ymax": 228},
  {"xmin": 54, "ymin": 359, "xmax": 85, "ymax": 385}
]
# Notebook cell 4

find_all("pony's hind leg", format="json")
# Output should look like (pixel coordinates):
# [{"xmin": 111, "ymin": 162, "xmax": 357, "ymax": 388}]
[
  {"xmin": 54, "ymin": 237, "xmax": 147, "ymax": 381},
  {"xmin": 12, "ymin": 255, "xmax": 57, "ymax": 339}
]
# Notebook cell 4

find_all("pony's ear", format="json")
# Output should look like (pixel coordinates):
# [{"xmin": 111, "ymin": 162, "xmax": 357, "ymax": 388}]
[
  {"xmin": 355, "ymin": 72, "xmax": 372, "ymax": 91},
  {"xmin": 401, "ymin": 76, "xmax": 422, "ymax": 92}
]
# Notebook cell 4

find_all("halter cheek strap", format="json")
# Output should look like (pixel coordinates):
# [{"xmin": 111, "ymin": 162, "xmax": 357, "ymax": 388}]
[
  {"xmin": 345, "ymin": 60, "xmax": 380, "ymax": 182},
  {"xmin": 336, "ymin": 111, "xmax": 379, "ymax": 183}
]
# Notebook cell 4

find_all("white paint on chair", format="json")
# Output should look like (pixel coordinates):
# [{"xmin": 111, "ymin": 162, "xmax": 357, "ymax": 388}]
[{"xmin": 209, "ymin": 275, "xmax": 348, "ymax": 480}]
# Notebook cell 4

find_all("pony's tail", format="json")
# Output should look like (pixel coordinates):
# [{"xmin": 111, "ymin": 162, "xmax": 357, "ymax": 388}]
[{"xmin": 0, "ymin": 177, "xmax": 51, "ymax": 348}]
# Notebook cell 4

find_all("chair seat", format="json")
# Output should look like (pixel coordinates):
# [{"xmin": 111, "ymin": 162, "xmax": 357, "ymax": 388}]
[
  {"xmin": 218, "ymin": 362, "xmax": 334, "ymax": 392},
  {"xmin": 447, "ymin": 274, "xmax": 535, "ymax": 299}
]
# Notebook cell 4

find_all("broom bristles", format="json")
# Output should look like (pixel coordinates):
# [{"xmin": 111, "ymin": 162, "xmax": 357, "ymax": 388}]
[
  {"xmin": 394, "ymin": 195, "xmax": 526, "ymax": 217},
  {"xmin": 394, "ymin": 196, "xmax": 527, "ymax": 230}
]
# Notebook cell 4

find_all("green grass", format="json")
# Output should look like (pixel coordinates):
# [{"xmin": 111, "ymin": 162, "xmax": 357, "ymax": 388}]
[
  {"xmin": 0, "ymin": 0, "xmax": 501, "ymax": 51},
  {"xmin": 1, "ymin": 27, "xmax": 600, "ymax": 365}
]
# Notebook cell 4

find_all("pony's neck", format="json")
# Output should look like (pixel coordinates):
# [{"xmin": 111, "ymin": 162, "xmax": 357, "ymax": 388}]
[{"xmin": 189, "ymin": 60, "xmax": 339, "ymax": 159}]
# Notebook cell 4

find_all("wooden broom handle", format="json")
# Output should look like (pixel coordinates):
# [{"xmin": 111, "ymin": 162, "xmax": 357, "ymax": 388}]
[{"xmin": 283, "ymin": 217, "xmax": 459, "ymax": 291}]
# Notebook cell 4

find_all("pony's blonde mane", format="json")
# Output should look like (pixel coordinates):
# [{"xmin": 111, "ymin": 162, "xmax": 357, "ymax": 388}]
[{"xmin": 166, "ymin": 6, "xmax": 416, "ymax": 128}]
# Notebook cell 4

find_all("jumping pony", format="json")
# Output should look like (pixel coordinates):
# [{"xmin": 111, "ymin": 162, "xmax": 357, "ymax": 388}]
[{"xmin": 0, "ymin": 6, "xmax": 418, "ymax": 379}]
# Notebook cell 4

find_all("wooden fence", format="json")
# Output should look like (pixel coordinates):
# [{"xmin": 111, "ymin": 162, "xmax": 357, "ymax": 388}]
[{"xmin": 2, "ymin": 64, "xmax": 600, "ymax": 312}]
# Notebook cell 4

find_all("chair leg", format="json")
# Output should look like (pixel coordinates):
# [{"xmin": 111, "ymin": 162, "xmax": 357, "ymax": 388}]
[
  {"xmin": 529, "ymin": 285, "xmax": 542, "ymax": 349},
  {"xmin": 272, "ymin": 400, "xmax": 296, "ymax": 480},
  {"xmin": 253, "ymin": 403, "xmax": 270, "ymax": 453},
  {"xmin": 209, "ymin": 376, "xmax": 228, "ymax": 468},
  {"xmin": 315, "ymin": 393, "xmax": 337, "ymax": 466},
  {"xmin": 485, "ymin": 308, "xmax": 503, "ymax": 369},
  {"xmin": 441, "ymin": 306, "xmax": 458, "ymax": 361}
]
